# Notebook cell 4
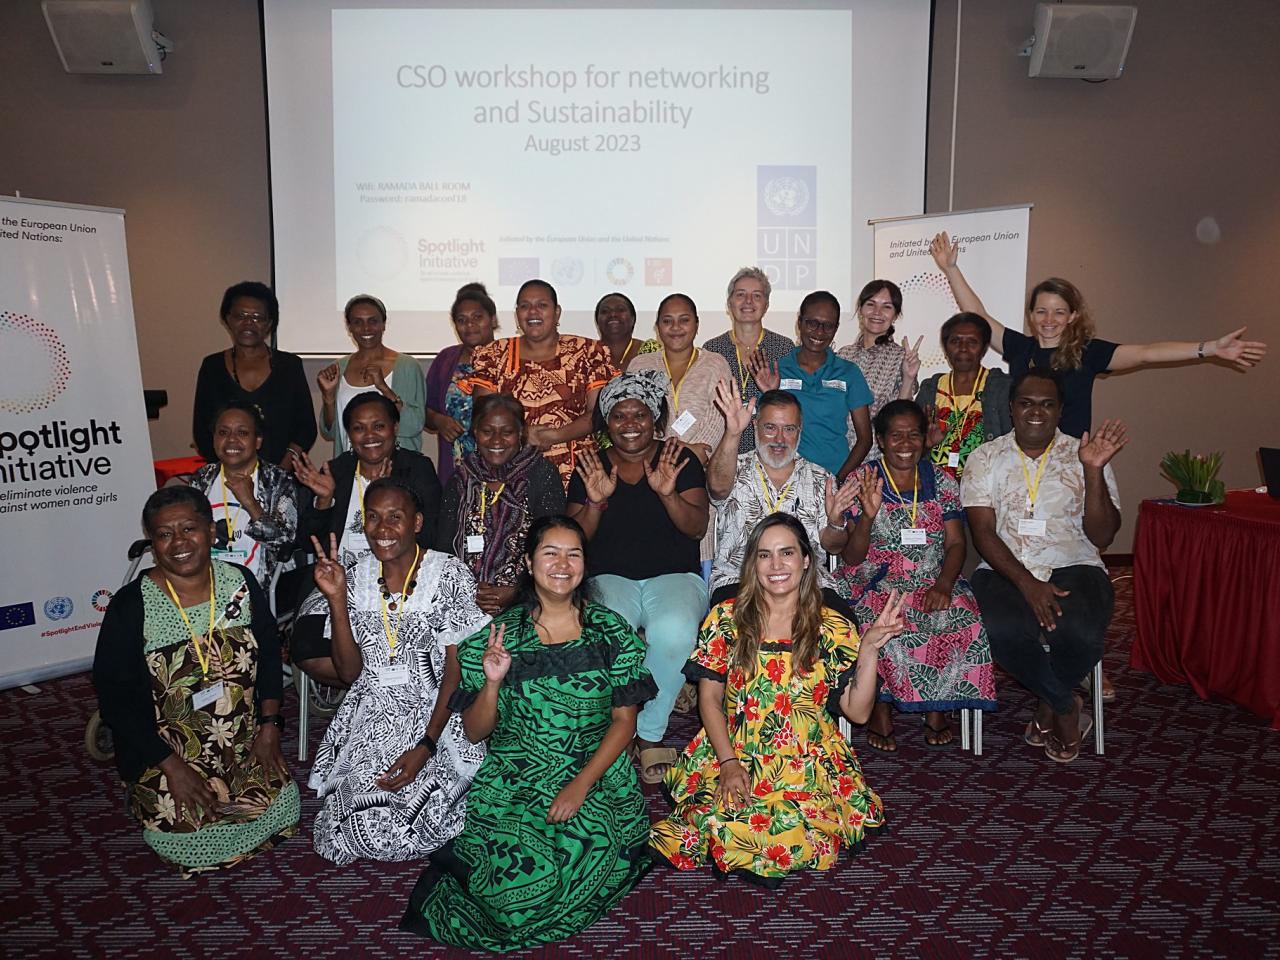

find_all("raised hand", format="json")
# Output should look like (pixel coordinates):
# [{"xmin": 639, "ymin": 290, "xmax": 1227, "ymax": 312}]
[
  {"xmin": 861, "ymin": 589, "xmax": 906, "ymax": 651},
  {"xmin": 294, "ymin": 452, "xmax": 336, "ymax": 501},
  {"xmin": 824, "ymin": 474, "xmax": 859, "ymax": 527},
  {"xmin": 1078, "ymin": 419, "xmax": 1129, "ymax": 469},
  {"xmin": 645, "ymin": 438, "xmax": 691, "ymax": 498},
  {"xmin": 924, "ymin": 403, "xmax": 945, "ymax": 449},
  {"xmin": 574, "ymin": 447, "xmax": 618, "ymax": 503},
  {"xmin": 855, "ymin": 467, "xmax": 884, "ymax": 519},
  {"xmin": 713, "ymin": 378, "xmax": 756, "ymax": 436},
  {"xmin": 748, "ymin": 350, "xmax": 780, "ymax": 392},
  {"xmin": 929, "ymin": 231, "xmax": 959, "ymax": 271},
  {"xmin": 223, "ymin": 471, "xmax": 257, "ymax": 507},
  {"xmin": 310, "ymin": 533, "xmax": 347, "ymax": 601},
  {"xmin": 1211, "ymin": 327, "xmax": 1267, "ymax": 370},
  {"xmin": 481, "ymin": 623, "xmax": 511, "ymax": 684},
  {"xmin": 901, "ymin": 335, "xmax": 924, "ymax": 383},
  {"xmin": 316, "ymin": 363, "xmax": 340, "ymax": 400}
]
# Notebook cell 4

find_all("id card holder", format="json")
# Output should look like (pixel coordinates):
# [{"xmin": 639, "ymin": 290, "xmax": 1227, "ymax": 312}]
[
  {"xmin": 901, "ymin": 527, "xmax": 928, "ymax": 546},
  {"xmin": 191, "ymin": 680, "xmax": 226, "ymax": 710},
  {"xmin": 213, "ymin": 548, "xmax": 250, "ymax": 565},
  {"xmin": 947, "ymin": 452, "xmax": 961, "ymax": 468},
  {"xmin": 465, "ymin": 534, "xmax": 485, "ymax": 554},
  {"xmin": 780, "ymin": 378, "xmax": 803, "ymax": 390},
  {"xmin": 378, "ymin": 663, "xmax": 410, "ymax": 688},
  {"xmin": 1018, "ymin": 518, "xmax": 1047, "ymax": 537},
  {"xmin": 670, "ymin": 410, "xmax": 696, "ymax": 437}
]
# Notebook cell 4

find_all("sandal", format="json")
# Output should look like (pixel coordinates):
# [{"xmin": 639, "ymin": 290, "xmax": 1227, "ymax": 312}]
[
  {"xmin": 638, "ymin": 746, "xmax": 679, "ymax": 784},
  {"xmin": 1045, "ymin": 734, "xmax": 1081, "ymax": 764},
  {"xmin": 1023, "ymin": 717, "xmax": 1052, "ymax": 747},
  {"xmin": 865, "ymin": 728, "xmax": 897, "ymax": 753},
  {"xmin": 922, "ymin": 717, "xmax": 954, "ymax": 747}
]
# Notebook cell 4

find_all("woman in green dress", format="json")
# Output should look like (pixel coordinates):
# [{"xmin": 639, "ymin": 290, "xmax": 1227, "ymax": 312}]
[
  {"xmin": 92, "ymin": 486, "xmax": 299, "ymax": 877},
  {"xmin": 401, "ymin": 514, "xmax": 656, "ymax": 951}
]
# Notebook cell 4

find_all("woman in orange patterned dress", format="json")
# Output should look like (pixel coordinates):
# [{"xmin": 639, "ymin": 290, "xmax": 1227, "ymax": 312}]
[
  {"xmin": 466, "ymin": 279, "xmax": 617, "ymax": 488},
  {"xmin": 650, "ymin": 513, "xmax": 904, "ymax": 887}
]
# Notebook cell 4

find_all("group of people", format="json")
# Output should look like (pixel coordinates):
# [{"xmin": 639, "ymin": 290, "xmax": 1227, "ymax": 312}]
[{"xmin": 93, "ymin": 248, "xmax": 1266, "ymax": 951}]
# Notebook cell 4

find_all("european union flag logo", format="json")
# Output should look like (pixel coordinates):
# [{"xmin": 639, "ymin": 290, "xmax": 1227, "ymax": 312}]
[{"xmin": 0, "ymin": 602, "xmax": 36, "ymax": 631}]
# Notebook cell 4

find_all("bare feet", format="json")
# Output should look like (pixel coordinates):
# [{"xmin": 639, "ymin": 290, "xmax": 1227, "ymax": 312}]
[{"xmin": 865, "ymin": 701, "xmax": 897, "ymax": 752}]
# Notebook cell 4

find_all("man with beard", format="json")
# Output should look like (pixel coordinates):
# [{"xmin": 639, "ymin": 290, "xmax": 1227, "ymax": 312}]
[{"xmin": 705, "ymin": 382, "xmax": 859, "ymax": 615}]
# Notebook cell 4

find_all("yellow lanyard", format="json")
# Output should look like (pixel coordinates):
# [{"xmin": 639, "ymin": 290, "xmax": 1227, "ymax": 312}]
[
  {"xmin": 755, "ymin": 461, "xmax": 794, "ymax": 515},
  {"xmin": 662, "ymin": 348, "xmax": 698, "ymax": 410},
  {"xmin": 165, "ymin": 568, "xmax": 218, "ymax": 678},
  {"xmin": 882, "ymin": 464, "xmax": 919, "ymax": 527},
  {"xmin": 939, "ymin": 368, "xmax": 987, "ymax": 425},
  {"xmin": 379, "ymin": 544, "xmax": 421, "ymax": 661},
  {"xmin": 733, "ymin": 330, "xmax": 764, "ymax": 393},
  {"xmin": 355, "ymin": 463, "xmax": 367, "ymax": 528},
  {"xmin": 1018, "ymin": 436, "xmax": 1056, "ymax": 513},
  {"xmin": 479, "ymin": 483, "xmax": 506, "ymax": 522},
  {"xmin": 218, "ymin": 463, "xmax": 257, "ymax": 541},
  {"xmin": 617, "ymin": 340, "xmax": 636, "ymax": 370}
]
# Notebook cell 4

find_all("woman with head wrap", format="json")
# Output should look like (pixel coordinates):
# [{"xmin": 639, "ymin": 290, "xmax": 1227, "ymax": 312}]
[{"xmin": 566, "ymin": 370, "xmax": 710, "ymax": 784}]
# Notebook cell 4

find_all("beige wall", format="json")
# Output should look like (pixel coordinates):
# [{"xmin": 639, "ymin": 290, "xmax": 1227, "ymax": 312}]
[
  {"xmin": 3, "ymin": 0, "xmax": 1277, "ymax": 549},
  {"xmin": 927, "ymin": 0, "xmax": 1280, "ymax": 549}
]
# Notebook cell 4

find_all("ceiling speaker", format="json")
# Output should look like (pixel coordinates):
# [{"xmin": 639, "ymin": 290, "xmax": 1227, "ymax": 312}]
[
  {"xmin": 42, "ymin": 0, "xmax": 163, "ymax": 75},
  {"xmin": 1028, "ymin": 3, "xmax": 1137, "ymax": 80}
]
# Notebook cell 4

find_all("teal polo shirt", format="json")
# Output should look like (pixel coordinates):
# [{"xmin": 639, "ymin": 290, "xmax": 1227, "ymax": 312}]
[{"xmin": 776, "ymin": 348, "xmax": 873, "ymax": 474}]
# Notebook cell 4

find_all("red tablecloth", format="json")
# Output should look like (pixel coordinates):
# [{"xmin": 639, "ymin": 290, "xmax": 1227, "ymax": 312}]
[
  {"xmin": 1131, "ymin": 490, "xmax": 1280, "ymax": 728},
  {"xmin": 153, "ymin": 455, "xmax": 206, "ymax": 488}
]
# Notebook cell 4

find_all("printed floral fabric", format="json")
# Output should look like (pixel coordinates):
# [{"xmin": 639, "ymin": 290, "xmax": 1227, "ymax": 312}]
[
  {"xmin": 925, "ymin": 373, "xmax": 986, "ymax": 480},
  {"xmin": 832, "ymin": 459, "xmax": 996, "ymax": 711},
  {"xmin": 650, "ymin": 601, "xmax": 883, "ymax": 886}
]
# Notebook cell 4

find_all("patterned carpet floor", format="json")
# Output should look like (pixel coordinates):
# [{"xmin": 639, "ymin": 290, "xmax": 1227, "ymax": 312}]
[{"xmin": 3, "ymin": 570, "xmax": 1278, "ymax": 959}]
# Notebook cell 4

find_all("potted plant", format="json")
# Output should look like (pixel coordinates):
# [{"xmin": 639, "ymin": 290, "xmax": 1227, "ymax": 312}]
[{"xmin": 1160, "ymin": 450, "xmax": 1225, "ymax": 505}]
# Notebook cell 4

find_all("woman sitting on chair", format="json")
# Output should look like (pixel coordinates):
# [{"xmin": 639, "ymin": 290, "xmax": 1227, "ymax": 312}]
[
  {"xmin": 651, "ymin": 513, "xmax": 900, "ymax": 887},
  {"xmin": 307, "ymin": 479, "xmax": 489, "ymax": 864},
  {"xmin": 92, "ymin": 486, "xmax": 298, "ymax": 876}
]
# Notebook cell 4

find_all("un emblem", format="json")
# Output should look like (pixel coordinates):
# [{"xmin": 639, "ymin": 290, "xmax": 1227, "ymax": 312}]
[
  {"xmin": 763, "ymin": 177, "xmax": 811, "ymax": 218},
  {"xmin": 44, "ymin": 596, "xmax": 74, "ymax": 621}
]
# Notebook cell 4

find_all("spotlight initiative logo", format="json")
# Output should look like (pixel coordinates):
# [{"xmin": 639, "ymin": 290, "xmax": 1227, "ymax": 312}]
[
  {"xmin": 0, "ymin": 311, "xmax": 71, "ymax": 414},
  {"xmin": 756, "ymin": 165, "xmax": 817, "ymax": 291}
]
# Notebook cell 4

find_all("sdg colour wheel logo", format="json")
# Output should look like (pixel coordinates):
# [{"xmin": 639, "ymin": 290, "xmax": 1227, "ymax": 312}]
[{"xmin": 0, "ymin": 311, "xmax": 71, "ymax": 414}]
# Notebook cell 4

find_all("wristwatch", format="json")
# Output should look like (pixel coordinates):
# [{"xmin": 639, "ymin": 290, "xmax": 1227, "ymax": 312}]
[
  {"xmin": 417, "ymin": 732, "xmax": 437, "ymax": 756},
  {"xmin": 257, "ymin": 713, "xmax": 286, "ymax": 732}
]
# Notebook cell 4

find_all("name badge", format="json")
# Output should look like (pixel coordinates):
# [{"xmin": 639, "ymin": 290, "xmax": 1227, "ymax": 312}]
[
  {"xmin": 1018, "ymin": 518, "xmax": 1048, "ymax": 537},
  {"xmin": 901, "ymin": 527, "xmax": 928, "ymax": 545},
  {"xmin": 377, "ymin": 663, "xmax": 411, "ymax": 687},
  {"xmin": 213, "ymin": 548, "xmax": 250, "ymax": 565},
  {"xmin": 948, "ymin": 452, "xmax": 961, "ymax": 468},
  {"xmin": 780, "ymin": 378, "xmax": 803, "ymax": 390},
  {"xmin": 191, "ymin": 680, "xmax": 226, "ymax": 711},
  {"xmin": 821, "ymin": 379, "xmax": 847, "ymax": 391},
  {"xmin": 670, "ymin": 410, "xmax": 696, "ymax": 437},
  {"xmin": 465, "ymin": 534, "xmax": 485, "ymax": 554}
]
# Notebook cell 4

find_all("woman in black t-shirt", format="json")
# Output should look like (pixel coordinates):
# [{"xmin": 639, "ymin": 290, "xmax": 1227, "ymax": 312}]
[
  {"xmin": 929, "ymin": 233, "xmax": 1267, "ymax": 438},
  {"xmin": 566, "ymin": 370, "xmax": 709, "ymax": 784}
]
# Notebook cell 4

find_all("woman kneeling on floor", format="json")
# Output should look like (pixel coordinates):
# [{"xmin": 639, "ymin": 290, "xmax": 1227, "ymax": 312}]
[
  {"xmin": 93, "ymin": 486, "xmax": 298, "ymax": 876},
  {"xmin": 650, "ymin": 513, "xmax": 902, "ymax": 887},
  {"xmin": 307, "ymin": 478, "xmax": 489, "ymax": 864}
]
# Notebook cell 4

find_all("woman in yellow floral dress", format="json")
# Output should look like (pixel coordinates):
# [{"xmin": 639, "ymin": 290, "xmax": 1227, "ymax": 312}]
[
  {"xmin": 650, "ymin": 513, "xmax": 904, "ymax": 887},
  {"xmin": 93, "ymin": 486, "xmax": 298, "ymax": 876}
]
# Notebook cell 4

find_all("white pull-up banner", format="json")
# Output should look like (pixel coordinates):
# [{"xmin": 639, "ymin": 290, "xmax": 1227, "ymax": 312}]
[
  {"xmin": 0, "ymin": 196, "xmax": 154, "ymax": 689},
  {"xmin": 871, "ymin": 204, "xmax": 1032, "ymax": 381}
]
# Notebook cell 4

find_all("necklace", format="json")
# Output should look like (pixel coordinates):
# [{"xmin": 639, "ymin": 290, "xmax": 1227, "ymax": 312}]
[{"xmin": 378, "ymin": 543, "xmax": 422, "ymax": 617}]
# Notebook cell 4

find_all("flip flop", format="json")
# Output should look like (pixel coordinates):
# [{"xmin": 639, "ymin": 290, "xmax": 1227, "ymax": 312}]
[
  {"xmin": 1045, "ymin": 734, "xmax": 1081, "ymax": 764},
  {"xmin": 865, "ymin": 728, "xmax": 897, "ymax": 753},
  {"xmin": 1024, "ymin": 717, "xmax": 1052, "ymax": 747},
  {"xmin": 922, "ymin": 717, "xmax": 954, "ymax": 747},
  {"xmin": 638, "ymin": 746, "xmax": 679, "ymax": 784}
]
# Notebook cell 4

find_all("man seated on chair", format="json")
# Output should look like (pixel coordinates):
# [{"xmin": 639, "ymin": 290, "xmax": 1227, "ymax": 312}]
[
  {"xmin": 960, "ymin": 369, "xmax": 1126, "ymax": 764},
  {"xmin": 705, "ymin": 381, "xmax": 859, "ymax": 619}
]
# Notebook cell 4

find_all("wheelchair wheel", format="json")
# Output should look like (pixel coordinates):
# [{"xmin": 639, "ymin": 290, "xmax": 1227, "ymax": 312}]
[
  {"xmin": 85, "ymin": 710, "xmax": 115, "ymax": 763},
  {"xmin": 294, "ymin": 663, "xmax": 345, "ymax": 719}
]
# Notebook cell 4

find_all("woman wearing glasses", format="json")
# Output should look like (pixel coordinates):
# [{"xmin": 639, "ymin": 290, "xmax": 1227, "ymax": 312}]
[{"xmin": 193, "ymin": 281, "xmax": 317, "ymax": 470}]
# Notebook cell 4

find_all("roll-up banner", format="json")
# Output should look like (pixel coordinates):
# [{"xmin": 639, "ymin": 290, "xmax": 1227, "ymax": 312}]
[
  {"xmin": 870, "ymin": 204, "xmax": 1032, "ymax": 381},
  {"xmin": 0, "ymin": 196, "xmax": 154, "ymax": 689}
]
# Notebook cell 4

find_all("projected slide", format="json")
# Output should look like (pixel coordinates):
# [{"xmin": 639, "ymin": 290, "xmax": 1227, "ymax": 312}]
[{"xmin": 265, "ymin": 2, "xmax": 930, "ymax": 354}]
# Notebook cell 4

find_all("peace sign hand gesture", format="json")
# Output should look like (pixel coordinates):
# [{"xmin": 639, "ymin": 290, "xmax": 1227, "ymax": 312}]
[
  {"xmin": 645, "ymin": 438, "xmax": 691, "ymax": 498},
  {"xmin": 294, "ymin": 452, "xmax": 336, "ymax": 502},
  {"xmin": 901, "ymin": 335, "xmax": 924, "ymax": 383},
  {"xmin": 481, "ymin": 623, "xmax": 511, "ymax": 685},
  {"xmin": 861, "ymin": 589, "xmax": 906, "ymax": 651},
  {"xmin": 1078, "ymin": 419, "xmax": 1129, "ymax": 470},
  {"xmin": 310, "ymin": 533, "xmax": 347, "ymax": 603},
  {"xmin": 574, "ymin": 447, "xmax": 618, "ymax": 503}
]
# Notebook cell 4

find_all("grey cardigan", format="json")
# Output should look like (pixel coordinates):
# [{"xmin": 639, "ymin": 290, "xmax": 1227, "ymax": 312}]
[{"xmin": 915, "ymin": 367, "xmax": 1013, "ymax": 444}]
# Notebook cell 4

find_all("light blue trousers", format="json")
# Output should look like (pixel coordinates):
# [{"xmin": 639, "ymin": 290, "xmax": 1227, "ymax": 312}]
[{"xmin": 590, "ymin": 572, "xmax": 709, "ymax": 742}]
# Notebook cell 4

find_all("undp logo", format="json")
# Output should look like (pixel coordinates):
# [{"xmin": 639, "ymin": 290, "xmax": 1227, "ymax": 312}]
[{"xmin": 44, "ymin": 596, "xmax": 74, "ymax": 621}]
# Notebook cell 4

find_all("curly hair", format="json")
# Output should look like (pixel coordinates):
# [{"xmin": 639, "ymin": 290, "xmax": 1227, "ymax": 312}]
[{"xmin": 1028, "ymin": 278, "xmax": 1095, "ymax": 372}]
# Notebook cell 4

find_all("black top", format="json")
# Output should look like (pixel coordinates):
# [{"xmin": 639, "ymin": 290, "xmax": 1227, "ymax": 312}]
[
  {"xmin": 566, "ymin": 443, "xmax": 704, "ymax": 580},
  {"xmin": 434, "ymin": 455, "xmax": 567, "ymax": 559},
  {"xmin": 297, "ymin": 447, "xmax": 442, "ymax": 551},
  {"xmin": 92, "ymin": 564, "xmax": 281, "ymax": 783},
  {"xmin": 193, "ymin": 350, "xmax": 318, "ymax": 464},
  {"xmin": 1001, "ymin": 330, "xmax": 1119, "ymax": 439}
]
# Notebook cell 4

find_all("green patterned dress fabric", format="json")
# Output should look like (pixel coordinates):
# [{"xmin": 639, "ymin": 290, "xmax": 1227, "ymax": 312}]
[
  {"xmin": 401, "ymin": 602, "xmax": 656, "ymax": 952},
  {"xmin": 133, "ymin": 562, "xmax": 299, "ymax": 876}
]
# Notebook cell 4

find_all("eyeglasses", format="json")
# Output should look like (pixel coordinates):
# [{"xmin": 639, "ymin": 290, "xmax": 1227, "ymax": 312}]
[
  {"xmin": 228, "ymin": 311, "xmax": 269, "ymax": 324},
  {"xmin": 759, "ymin": 422, "xmax": 799, "ymax": 438},
  {"xmin": 800, "ymin": 316, "xmax": 838, "ymax": 335}
]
